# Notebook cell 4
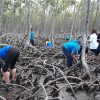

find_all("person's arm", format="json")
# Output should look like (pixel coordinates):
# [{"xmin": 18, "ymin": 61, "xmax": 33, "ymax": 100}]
[
  {"xmin": 72, "ymin": 53, "xmax": 77, "ymax": 62},
  {"xmin": 71, "ymin": 47, "xmax": 79, "ymax": 63}
]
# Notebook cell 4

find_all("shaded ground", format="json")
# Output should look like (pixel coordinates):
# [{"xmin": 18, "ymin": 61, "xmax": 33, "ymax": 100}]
[{"xmin": 0, "ymin": 37, "xmax": 100, "ymax": 100}]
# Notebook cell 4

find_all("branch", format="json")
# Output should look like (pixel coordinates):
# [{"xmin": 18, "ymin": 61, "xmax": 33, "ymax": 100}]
[
  {"xmin": 40, "ymin": 84, "xmax": 48, "ymax": 100},
  {"xmin": 24, "ymin": 44, "xmax": 42, "ymax": 54},
  {"xmin": 43, "ymin": 60, "xmax": 78, "ymax": 100},
  {"xmin": 0, "ymin": 96, "xmax": 6, "ymax": 100}
]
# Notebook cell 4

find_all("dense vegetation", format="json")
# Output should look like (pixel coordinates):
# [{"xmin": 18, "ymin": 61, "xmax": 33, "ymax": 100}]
[{"xmin": 0, "ymin": 0, "xmax": 100, "ymax": 36}]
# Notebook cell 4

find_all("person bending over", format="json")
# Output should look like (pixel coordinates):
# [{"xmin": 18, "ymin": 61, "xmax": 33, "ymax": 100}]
[
  {"xmin": 62, "ymin": 39, "xmax": 81, "ymax": 68},
  {"xmin": 0, "ymin": 45, "xmax": 20, "ymax": 83}
]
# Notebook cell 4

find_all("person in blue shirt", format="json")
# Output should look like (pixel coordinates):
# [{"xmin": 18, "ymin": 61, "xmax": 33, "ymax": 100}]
[
  {"xmin": 29, "ymin": 28, "xmax": 35, "ymax": 46},
  {"xmin": 46, "ymin": 38, "xmax": 53, "ymax": 48},
  {"xmin": 0, "ymin": 45, "xmax": 20, "ymax": 83},
  {"xmin": 62, "ymin": 37, "xmax": 81, "ymax": 68},
  {"xmin": 46, "ymin": 41, "xmax": 53, "ymax": 47},
  {"xmin": 66, "ymin": 35, "xmax": 70, "ymax": 41}
]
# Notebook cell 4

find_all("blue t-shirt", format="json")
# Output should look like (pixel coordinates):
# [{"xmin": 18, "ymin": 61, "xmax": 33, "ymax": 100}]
[
  {"xmin": 63, "ymin": 40, "xmax": 81, "ymax": 54},
  {"xmin": 0, "ymin": 46, "xmax": 12, "ymax": 59},
  {"xmin": 29, "ymin": 32, "xmax": 35, "ymax": 40},
  {"xmin": 47, "ymin": 41, "xmax": 53, "ymax": 47}
]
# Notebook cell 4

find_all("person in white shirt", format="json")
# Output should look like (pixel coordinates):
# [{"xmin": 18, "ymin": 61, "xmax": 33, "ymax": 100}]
[{"xmin": 89, "ymin": 29, "xmax": 99, "ymax": 54}]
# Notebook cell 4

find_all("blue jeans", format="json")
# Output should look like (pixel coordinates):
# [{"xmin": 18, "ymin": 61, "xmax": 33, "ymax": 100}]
[{"xmin": 62, "ymin": 47, "xmax": 73, "ymax": 67}]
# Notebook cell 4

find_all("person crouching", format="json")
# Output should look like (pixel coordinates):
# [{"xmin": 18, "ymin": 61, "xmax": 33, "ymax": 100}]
[{"xmin": 0, "ymin": 45, "xmax": 20, "ymax": 83}]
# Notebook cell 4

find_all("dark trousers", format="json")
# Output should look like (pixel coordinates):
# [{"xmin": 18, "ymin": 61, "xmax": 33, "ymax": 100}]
[
  {"xmin": 95, "ymin": 44, "xmax": 100, "ymax": 56},
  {"xmin": 90, "ymin": 49, "xmax": 96, "ymax": 54},
  {"xmin": 62, "ymin": 47, "xmax": 73, "ymax": 67},
  {"xmin": 30, "ymin": 39, "xmax": 34, "ymax": 46}
]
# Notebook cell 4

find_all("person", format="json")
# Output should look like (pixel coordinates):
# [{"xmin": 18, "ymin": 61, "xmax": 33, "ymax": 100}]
[
  {"xmin": 95, "ymin": 33, "xmax": 100, "ymax": 56},
  {"xmin": 62, "ymin": 38, "xmax": 81, "ymax": 68},
  {"xmin": 89, "ymin": 29, "xmax": 99, "ymax": 54},
  {"xmin": 46, "ymin": 38, "xmax": 53, "ymax": 48},
  {"xmin": 0, "ymin": 45, "xmax": 20, "ymax": 83},
  {"xmin": 66, "ymin": 35, "xmax": 70, "ymax": 41},
  {"xmin": 29, "ymin": 28, "xmax": 35, "ymax": 46}
]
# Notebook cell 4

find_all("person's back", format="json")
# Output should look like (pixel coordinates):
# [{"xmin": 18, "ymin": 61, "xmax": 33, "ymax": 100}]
[
  {"xmin": 30, "ymin": 31, "xmax": 35, "ymax": 40},
  {"xmin": 47, "ymin": 41, "xmax": 53, "ymax": 47},
  {"xmin": 0, "ymin": 46, "xmax": 12, "ymax": 59},
  {"xmin": 46, "ymin": 41, "xmax": 53, "ymax": 47},
  {"xmin": 89, "ymin": 33, "xmax": 98, "ymax": 49},
  {"xmin": 63, "ymin": 40, "xmax": 81, "ymax": 54},
  {"xmin": 62, "ymin": 39, "xmax": 81, "ymax": 68},
  {"xmin": 89, "ymin": 29, "xmax": 98, "ymax": 50}
]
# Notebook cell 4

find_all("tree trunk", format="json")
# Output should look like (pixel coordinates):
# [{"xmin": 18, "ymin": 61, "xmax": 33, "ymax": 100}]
[
  {"xmin": 70, "ymin": 5, "xmax": 76, "ymax": 40},
  {"xmin": 0, "ymin": 0, "xmax": 3, "ymax": 34},
  {"xmin": 95, "ymin": 0, "xmax": 100, "ymax": 31},
  {"xmin": 51, "ymin": 16, "xmax": 55, "ymax": 47},
  {"xmin": 27, "ymin": 0, "xmax": 31, "ymax": 34},
  {"xmin": 81, "ymin": 0, "xmax": 92, "ymax": 82}
]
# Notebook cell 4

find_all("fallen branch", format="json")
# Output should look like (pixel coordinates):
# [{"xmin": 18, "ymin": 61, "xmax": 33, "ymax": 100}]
[{"xmin": 44, "ymin": 60, "xmax": 78, "ymax": 100}]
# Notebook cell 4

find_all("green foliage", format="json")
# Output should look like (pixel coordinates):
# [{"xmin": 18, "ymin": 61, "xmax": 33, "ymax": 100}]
[
  {"xmin": 2, "ymin": 0, "xmax": 99, "ymax": 33},
  {"xmin": 3, "ymin": 0, "xmax": 11, "ymax": 12}
]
